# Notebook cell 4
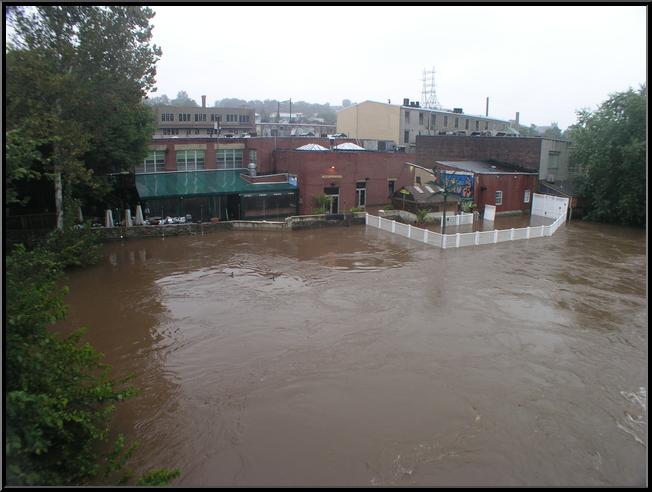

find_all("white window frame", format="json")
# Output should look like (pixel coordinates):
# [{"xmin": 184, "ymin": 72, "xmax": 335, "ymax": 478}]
[
  {"xmin": 524, "ymin": 189, "xmax": 531, "ymax": 203},
  {"xmin": 495, "ymin": 190, "xmax": 503, "ymax": 206},
  {"xmin": 176, "ymin": 149, "xmax": 205, "ymax": 171},
  {"xmin": 216, "ymin": 149, "xmax": 244, "ymax": 169},
  {"xmin": 355, "ymin": 181, "xmax": 366, "ymax": 208}
]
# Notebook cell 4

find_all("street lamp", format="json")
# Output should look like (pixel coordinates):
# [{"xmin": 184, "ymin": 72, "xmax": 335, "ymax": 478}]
[{"xmin": 435, "ymin": 168, "xmax": 457, "ymax": 236}]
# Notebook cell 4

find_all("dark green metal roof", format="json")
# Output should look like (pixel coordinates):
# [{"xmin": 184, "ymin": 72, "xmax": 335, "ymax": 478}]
[{"xmin": 135, "ymin": 170, "xmax": 297, "ymax": 199}]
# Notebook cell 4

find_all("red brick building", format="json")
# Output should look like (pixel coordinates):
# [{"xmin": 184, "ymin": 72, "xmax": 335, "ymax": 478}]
[
  {"xmin": 135, "ymin": 136, "xmax": 412, "ymax": 219},
  {"xmin": 273, "ymin": 150, "xmax": 414, "ymax": 215},
  {"xmin": 434, "ymin": 161, "xmax": 538, "ymax": 215}
]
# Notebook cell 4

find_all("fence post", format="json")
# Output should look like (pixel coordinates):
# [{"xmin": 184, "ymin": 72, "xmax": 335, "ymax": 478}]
[
  {"xmin": 493, "ymin": 229, "xmax": 498, "ymax": 243},
  {"xmin": 456, "ymin": 233, "xmax": 461, "ymax": 248},
  {"xmin": 424, "ymin": 229, "xmax": 429, "ymax": 243},
  {"xmin": 540, "ymin": 225, "xmax": 545, "ymax": 237},
  {"xmin": 442, "ymin": 234, "xmax": 447, "ymax": 249},
  {"xmin": 392, "ymin": 220, "xmax": 396, "ymax": 233},
  {"xmin": 510, "ymin": 228, "xmax": 514, "ymax": 240},
  {"xmin": 475, "ymin": 231, "xmax": 479, "ymax": 246},
  {"xmin": 408, "ymin": 224, "xmax": 412, "ymax": 238},
  {"xmin": 378, "ymin": 215, "xmax": 381, "ymax": 228},
  {"xmin": 365, "ymin": 213, "xmax": 369, "ymax": 225},
  {"xmin": 526, "ymin": 227, "xmax": 530, "ymax": 239}
]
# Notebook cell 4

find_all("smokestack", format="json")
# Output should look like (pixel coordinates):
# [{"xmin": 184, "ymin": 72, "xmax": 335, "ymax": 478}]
[
  {"xmin": 201, "ymin": 95, "xmax": 206, "ymax": 108},
  {"xmin": 486, "ymin": 97, "xmax": 489, "ymax": 117},
  {"xmin": 515, "ymin": 112, "xmax": 520, "ymax": 128}
]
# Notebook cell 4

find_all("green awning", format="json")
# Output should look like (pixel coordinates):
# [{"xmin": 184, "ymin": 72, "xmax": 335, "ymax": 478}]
[{"xmin": 135, "ymin": 170, "xmax": 297, "ymax": 199}]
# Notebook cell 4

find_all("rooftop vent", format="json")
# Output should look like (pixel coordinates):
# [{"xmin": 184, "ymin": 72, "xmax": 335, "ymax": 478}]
[
  {"xmin": 403, "ymin": 98, "xmax": 410, "ymax": 106},
  {"xmin": 453, "ymin": 108, "xmax": 464, "ymax": 114}
]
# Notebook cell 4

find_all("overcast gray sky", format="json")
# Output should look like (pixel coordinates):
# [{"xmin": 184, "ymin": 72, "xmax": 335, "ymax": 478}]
[{"xmin": 149, "ymin": 5, "xmax": 646, "ymax": 129}]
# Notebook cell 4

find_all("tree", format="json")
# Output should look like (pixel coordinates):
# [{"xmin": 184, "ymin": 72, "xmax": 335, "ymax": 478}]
[
  {"xmin": 170, "ymin": 90, "xmax": 198, "ymax": 107},
  {"xmin": 342, "ymin": 99, "xmax": 352, "ymax": 107},
  {"xmin": 542, "ymin": 122, "xmax": 563, "ymax": 139},
  {"xmin": 5, "ymin": 6, "xmax": 161, "ymax": 227},
  {"xmin": 145, "ymin": 94, "xmax": 171, "ymax": 106},
  {"xmin": 568, "ymin": 84, "xmax": 646, "ymax": 227}
]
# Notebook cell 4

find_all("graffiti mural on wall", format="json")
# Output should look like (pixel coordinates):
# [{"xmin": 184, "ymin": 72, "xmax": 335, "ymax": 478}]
[{"xmin": 443, "ymin": 172, "xmax": 474, "ymax": 198}]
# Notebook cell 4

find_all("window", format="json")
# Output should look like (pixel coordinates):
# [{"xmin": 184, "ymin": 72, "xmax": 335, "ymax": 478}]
[
  {"xmin": 239, "ymin": 115, "xmax": 250, "ymax": 123},
  {"xmin": 404, "ymin": 130, "xmax": 410, "ymax": 144},
  {"xmin": 137, "ymin": 150, "xmax": 165, "ymax": 173},
  {"xmin": 444, "ymin": 115, "xmax": 448, "ymax": 127},
  {"xmin": 475, "ymin": 120, "xmax": 479, "ymax": 130},
  {"xmin": 195, "ymin": 113, "xmax": 207, "ymax": 122},
  {"xmin": 162, "ymin": 128, "xmax": 179, "ymax": 135},
  {"xmin": 495, "ymin": 190, "xmax": 503, "ymax": 206},
  {"xmin": 455, "ymin": 117, "xmax": 459, "ymax": 129},
  {"xmin": 176, "ymin": 150, "xmax": 205, "ymax": 171},
  {"xmin": 485, "ymin": 121, "xmax": 489, "ymax": 130},
  {"xmin": 249, "ymin": 150, "xmax": 257, "ymax": 164},
  {"xmin": 430, "ymin": 114, "xmax": 436, "ymax": 129},
  {"xmin": 416, "ymin": 176, "xmax": 422, "ymax": 185},
  {"xmin": 161, "ymin": 113, "xmax": 174, "ymax": 122},
  {"xmin": 524, "ymin": 189, "xmax": 531, "ymax": 203},
  {"xmin": 548, "ymin": 151, "xmax": 560, "ymax": 172},
  {"xmin": 419, "ymin": 112, "xmax": 424, "ymax": 125},
  {"xmin": 404, "ymin": 111, "xmax": 410, "ymax": 124},
  {"xmin": 388, "ymin": 179, "xmax": 396, "ymax": 196},
  {"xmin": 465, "ymin": 119, "xmax": 469, "ymax": 130},
  {"xmin": 356, "ymin": 181, "xmax": 366, "ymax": 208},
  {"xmin": 216, "ymin": 149, "xmax": 244, "ymax": 169}
]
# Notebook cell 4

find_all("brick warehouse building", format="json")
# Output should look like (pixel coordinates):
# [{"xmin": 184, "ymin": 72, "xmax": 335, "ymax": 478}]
[
  {"xmin": 415, "ymin": 134, "xmax": 573, "ymax": 183},
  {"xmin": 274, "ymin": 150, "xmax": 414, "ymax": 215},
  {"xmin": 433, "ymin": 160, "xmax": 538, "ymax": 216}
]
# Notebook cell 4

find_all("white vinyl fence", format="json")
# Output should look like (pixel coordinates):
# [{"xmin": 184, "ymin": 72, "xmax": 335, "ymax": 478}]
[
  {"xmin": 441, "ymin": 212, "xmax": 474, "ymax": 227},
  {"xmin": 366, "ymin": 209, "xmax": 566, "ymax": 250}
]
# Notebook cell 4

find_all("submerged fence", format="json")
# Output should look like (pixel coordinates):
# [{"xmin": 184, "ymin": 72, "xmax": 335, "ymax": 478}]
[{"xmin": 365, "ymin": 212, "xmax": 566, "ymax": 249}]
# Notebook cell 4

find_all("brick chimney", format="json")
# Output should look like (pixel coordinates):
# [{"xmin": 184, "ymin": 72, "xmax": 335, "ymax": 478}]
[{"xmin": 202, "ymin": 95, "xmax": 206, "ymax": 108}]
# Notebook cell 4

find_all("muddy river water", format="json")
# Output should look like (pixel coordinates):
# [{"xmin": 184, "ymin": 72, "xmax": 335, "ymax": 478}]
[{"xmin": 58, "ymin": 221, "xmax": 647, "ymax": 486}]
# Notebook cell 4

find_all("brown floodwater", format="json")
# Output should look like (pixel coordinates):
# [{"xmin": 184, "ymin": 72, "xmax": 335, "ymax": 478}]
[{"xmin": 57, "ymin": 221, "xmax": 647, "ymax": 486}]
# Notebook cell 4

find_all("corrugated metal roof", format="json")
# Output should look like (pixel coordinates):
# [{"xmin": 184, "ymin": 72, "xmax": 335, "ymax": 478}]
[{"xmin": 135, "ymin": 170, "xmax": 297, "ymax": 199}]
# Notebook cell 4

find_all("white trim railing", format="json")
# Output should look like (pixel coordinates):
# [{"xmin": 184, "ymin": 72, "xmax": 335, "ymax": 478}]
[{"xmin": 365, "ymin": 212, "xmax": 566, "ymax": 249}]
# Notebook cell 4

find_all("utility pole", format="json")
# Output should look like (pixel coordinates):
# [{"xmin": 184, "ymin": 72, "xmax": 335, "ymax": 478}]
[{"xmin": 289, "ymin": 98, "xmax": 292, "ymax": 123}]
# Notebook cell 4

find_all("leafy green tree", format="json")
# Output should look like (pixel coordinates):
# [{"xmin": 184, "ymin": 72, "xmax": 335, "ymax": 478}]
[
  {"xmin": 5, "ymin": 245, "xmax": 136, "ymax": 485},
  {"xmin": 6, "ymin": 6, "xmax": 161, "ymax": 228},
  {"xmin": 542, "ymin": 122, "xmax": 563, "ymax": 139},
  {"xmin": 145, "ymin": 94, "xmax": 171, "ymax": 106},
  {"xmin": 568, "ymin": 85, "xmax": 646, "ymax": 227},
  {"xmin": 5, "ymin": 242, "xmax": 180, "ymax": 486},
  {"xmin": 170, "ymin": 90, "xmax": 198, "ymax": 107}
]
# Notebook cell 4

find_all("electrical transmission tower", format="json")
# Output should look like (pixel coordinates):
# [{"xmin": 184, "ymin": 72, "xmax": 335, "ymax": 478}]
[{"xmin": 421, "ymin": 67, "xmax": 441, "ymax": 109}]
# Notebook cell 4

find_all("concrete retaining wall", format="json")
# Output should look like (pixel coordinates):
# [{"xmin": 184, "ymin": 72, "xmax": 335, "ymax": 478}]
[{"xmin": 91, "ymin": 213, "xmax": 367, "ymax": 242}]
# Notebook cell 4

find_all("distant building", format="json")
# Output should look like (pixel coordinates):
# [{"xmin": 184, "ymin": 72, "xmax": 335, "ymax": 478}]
[
  {"xmin": 336, "ymin": 99, "xmax": 511, "ymax": 151},
  {"xmin": 153, "ymin": 95, "xmax": 256, "ymax": 137},
  {"xmin": 256, "ymin": 122, "xmax": 336, "ymax": 138}
]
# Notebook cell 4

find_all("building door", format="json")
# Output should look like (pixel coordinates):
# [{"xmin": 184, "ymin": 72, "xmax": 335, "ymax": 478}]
[
  {"xmin": 355, "ymin": 181, "xmax": 366, "ymax": 208},
  {"xmin": 323, "ymin": 186, "xmax": 339, "ymax": 214}
]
